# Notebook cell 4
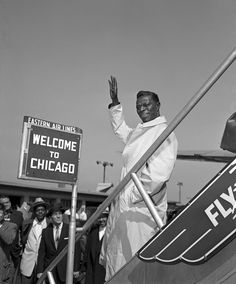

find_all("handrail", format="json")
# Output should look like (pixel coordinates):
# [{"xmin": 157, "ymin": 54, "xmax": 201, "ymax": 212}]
[
  {"xmin": 131, "ymin": 173, "xmax": 164, "ymax": 229},
  {"xmin": 37, "ymin": 47, "xmax": 236, "ymax": 283},
  {"xmin": 47, "ymin": 271, "xmax": 56, "ymax": 284}
]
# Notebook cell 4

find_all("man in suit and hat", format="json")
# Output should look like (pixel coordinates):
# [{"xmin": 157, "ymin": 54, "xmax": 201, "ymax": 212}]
[
  {"xmin": 37, "ymin": 203, "xmax": 81, "ymax": 284},
  {"xmin": 84, "ymin": 207, "xmax": 109, "ymax": 284},
  {"xmin": 20, "ymin": 197, "xmax": 49, "ymax": 284}
]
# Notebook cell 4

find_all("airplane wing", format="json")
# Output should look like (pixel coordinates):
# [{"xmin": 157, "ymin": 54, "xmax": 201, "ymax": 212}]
[{"xmin": 177, "ymin": 150, "xmax": 235, "ymax": 163}]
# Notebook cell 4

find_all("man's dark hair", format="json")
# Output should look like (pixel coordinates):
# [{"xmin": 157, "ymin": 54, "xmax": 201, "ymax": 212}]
[
  {"xmin": 137, "ymin": 91, "xmax": 160, "ymax": 104},
  {"xmin": 0, "ymin": 195, "xmax": 10, "ymax": 199}
]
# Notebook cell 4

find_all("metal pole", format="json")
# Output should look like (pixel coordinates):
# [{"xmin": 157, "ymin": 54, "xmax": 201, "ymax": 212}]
[
  {"xmin": 131, "ymin": 173, "xmax": 164, "ymax": 229},
  {"xmin": 103, "ymin": 164, "xmax": 106, "ymax": 183},
  {"xmin": 65, "ymin": 183, "xmax": 78, "ymax": 284},
  {"xmin": 18, "ymin": 124, "xmax": 31, "ymax": 178},
  {"xmin": 96, "ymin": 161, "xmax": 113, "ymax": 183},
  {"xmin": 47, "ymin": 271, "xmax": 56, "ymax": 284},
  {"xmin": 179, "ymin": 187, "xmax": 181, "ymax": 204},
  {"xmin": 177, "ymin": 182, "xmax": 183, "ymax": 204}
]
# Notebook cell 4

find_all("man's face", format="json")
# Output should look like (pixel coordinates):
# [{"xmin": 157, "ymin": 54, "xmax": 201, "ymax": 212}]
[
  {"xmin": 0, "ymin": 197, "xmax": 11, "ymax": 211},
  {"xmin": 51, "ymin": 211, "xmax": 63, "ymax": 226},
  {"xmin": 98, "ymin": 216, "xmax": 108, "ymax": 228},
  {"xmin": 34, "ymin": 205, "xmax": 46, "ymax": 222},
  {"xmin": 136, "ymin": 95, "xmax": 160, "ymax": 123}
]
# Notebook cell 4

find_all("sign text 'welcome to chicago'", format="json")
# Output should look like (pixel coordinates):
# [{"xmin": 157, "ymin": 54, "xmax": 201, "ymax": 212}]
[{"xmin": 18, "ymin": 116, "xmax": 82, "ymax": 184}]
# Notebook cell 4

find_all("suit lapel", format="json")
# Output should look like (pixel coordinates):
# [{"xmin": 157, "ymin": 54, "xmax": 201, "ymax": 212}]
[
  {"xmin": 57, "ymin": 223, "xmax": 68, "ymax": 250},
  {"xmin": 47, "ymin": 224, "xmax": 56, "ymax": 250}
]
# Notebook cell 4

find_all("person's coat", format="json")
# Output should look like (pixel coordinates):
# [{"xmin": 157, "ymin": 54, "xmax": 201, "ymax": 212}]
[
  {"xmin": 85, "ymin": 225, "xmax": 105, "ymax": 284},
  {"xmin": 0, "ymin": 221, "xmax": 17, "ymax": 284},
  {"xmin": 100, "ymin": 104, "xmax": 178, "ymax": 280},
  {"xmin": 6, "ymin": 209, "xmax": 23, "ymax": 268},
  {"xmin": 20, "ymin": 217, "xmax": 49, "ymax": 277},
  {"xmin": 37, "ymin": 222, "xmax": 81, "ymax": 282}
]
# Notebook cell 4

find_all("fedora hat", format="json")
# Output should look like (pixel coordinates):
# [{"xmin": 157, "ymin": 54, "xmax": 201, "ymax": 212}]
[
  {"xmin": 30, "ymin": 197, "xmax": 49, "ymax": 211},
  {"xmin": 99, "ymin": 207, "xmax": 109, "ymax": 218},
  {"xmin": 47, "ymin": 203, "xmax": 65, "ymax": 217}
]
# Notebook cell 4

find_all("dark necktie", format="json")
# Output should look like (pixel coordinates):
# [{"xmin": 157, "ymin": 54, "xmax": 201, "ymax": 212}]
[{"xmin": 55, "ymin": 226, "xmax": 60, "ymax": 249}]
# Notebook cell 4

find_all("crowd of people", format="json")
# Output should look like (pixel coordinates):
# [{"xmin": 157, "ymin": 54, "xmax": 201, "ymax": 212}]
[
  {"xmin": 0, "ymin": 76, "xmax": 177, "ymax": 284},
  {"xmin": 0, "ymin": 195, "xmax": 109, "ymax": 284}
]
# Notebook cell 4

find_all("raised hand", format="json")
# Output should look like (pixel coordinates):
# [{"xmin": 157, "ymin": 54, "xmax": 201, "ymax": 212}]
[{"xmin": 108, "ymin": 76, "xmax": 119, "ymax": 104}]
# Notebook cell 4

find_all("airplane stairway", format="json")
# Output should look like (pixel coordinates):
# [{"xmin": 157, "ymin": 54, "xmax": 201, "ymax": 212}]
[
  {"xmin": 107, "ymin": 238, "xmax": 236, "ymax": 284},
  {"xmin": 107, "ymin": 158, "xmax": 236, "ymax": 284}
]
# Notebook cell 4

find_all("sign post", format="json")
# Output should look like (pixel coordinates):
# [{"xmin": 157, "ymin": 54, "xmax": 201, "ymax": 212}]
[
  {"xmin": 66, "ymin": 183, "xmax": 78, "ymax": 284},
  {"xmin": 18, "ymin": 116, "xmax": 83, "ymax": 284}
]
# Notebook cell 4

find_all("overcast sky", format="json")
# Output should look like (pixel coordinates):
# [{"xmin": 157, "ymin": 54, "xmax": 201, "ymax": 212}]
[{"xmin": 0, "ymin": 0, "xmax": 236, "ymax": 204}]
